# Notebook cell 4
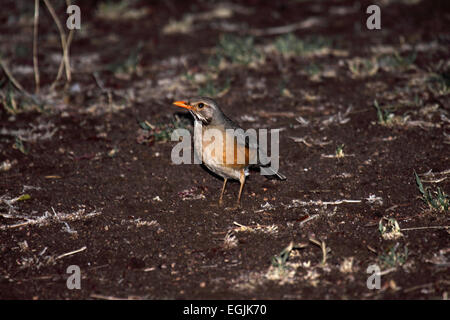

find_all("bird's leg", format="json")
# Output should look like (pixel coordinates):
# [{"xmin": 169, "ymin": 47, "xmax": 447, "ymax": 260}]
[
  {"xmin": 236, "ymin": 170, "xmax": 246, "ymax": 207},
  {"xmin": 219, "ymin": 178, "xmax": 227, "ymax": 205}
]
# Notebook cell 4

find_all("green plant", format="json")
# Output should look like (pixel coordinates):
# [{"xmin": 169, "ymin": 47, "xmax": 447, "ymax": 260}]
[
  {"xmin": 306, "ymin": 63, "xmax": 322, "ymax": 76},
  {"xmin": 335, "ymin": 144, "xmax": 345, "ymax": 158},
  {"xmin": 198, "ymin": 77, "xmax": 230, "ymax": 98},
  {"xmin": 427, "ymin": 70, "xmax": 450, "ymax": 96},
  {"xmin": 14, "ymin": 137, "xmax": 28, "ymax": 155},
  {"xmin": 373, "ymin": 100, "xmax": 395, "ymax": 125},
  {"xmin": 379, "ymin": 243, "xmax": 408, "ymax": 268},
  {"xmin": 108, "ymin": 42, "xmax": 143, "ymax": 76},
  {"xmin": 0, "ymin": 82, "xmax": 46, "ymax": 115},
  {"xmin": 271, "ymin": 242, "xmax": 307, "ymax": 268},
  {"xmin": 414, "ymin": 171, "xmax": 449, "ymax": 212},
  {"xmin": 274, "ymin": 34, "xmax": 331, "ymax": 57},
  {"xmin": 138, "ymin": 117, "xmax": 190, "ymax": 143},
  {"xmin": 211, "ymin": 34, "xmax": 260, "ymax": 66},
  {"xmin": 1, "ymin": 83, "xmax": 19, "ymax": 114},
  {"xmin": 271, "ymin": 242, "xmax": 294, "ymax": 269},
  {"xmin": 378, "ymin": 51, "xmax": 416, "ymax": 70}
]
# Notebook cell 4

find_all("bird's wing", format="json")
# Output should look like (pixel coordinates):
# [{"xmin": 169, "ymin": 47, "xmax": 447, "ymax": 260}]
[{"xmin": 222, "ymin": 115, "xmax": 259, "ymax": 150}]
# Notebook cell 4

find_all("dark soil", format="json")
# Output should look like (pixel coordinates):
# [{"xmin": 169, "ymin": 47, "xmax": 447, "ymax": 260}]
[{"xmin": 0, "ymin": 0, "xmax": 449, "ymax": 299}]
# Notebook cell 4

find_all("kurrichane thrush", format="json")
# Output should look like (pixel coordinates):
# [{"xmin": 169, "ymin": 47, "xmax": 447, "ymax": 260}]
[{"xmin": 173, "ymin": 97, "xmax": 286, "ymax": 206}]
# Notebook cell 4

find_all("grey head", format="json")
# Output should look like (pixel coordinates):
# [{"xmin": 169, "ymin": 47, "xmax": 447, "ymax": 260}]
[{"xmin": 173, "ymin": 97, "xmax": 226, "ymax": 125}]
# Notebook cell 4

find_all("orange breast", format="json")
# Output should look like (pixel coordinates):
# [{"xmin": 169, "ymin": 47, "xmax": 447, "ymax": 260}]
[{"xmin": 201, "ymin": 127, "xmax": 256, "ymax": 169}]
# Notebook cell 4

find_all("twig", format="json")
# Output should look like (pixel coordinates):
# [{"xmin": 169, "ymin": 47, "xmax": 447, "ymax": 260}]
[
  {"xmin": 249, "ymin": 17, "xmax": 323, "ymax": 36},
  {"xmin": 299, "ymin": 214, "xmax": 319, "ymax": 226},
  {"xmin": 33, "ymin": 0, "xmax": 40, "ymax": 94},
  {"xmin": 401, "ymin": 226, "xmax": 450, "ymax": 231},
  {"xmin": 90, "ymin": 294, "xmax": 125, "ymax": 300},
  {"xmin": 309, "ymin": 238, "xmax": 328, "ymax": 265},
  {"xmin": 56, "ymin": 246, "xmax": 87, "ymax": 260},
  {"xmin": 291, "ymin": 199, "xmax": 362, "ymax": 207},
  {"xmin": 0, "ymin": 58, "xmax": 27, "ymax": 94},
  {"xmin": 2, "ymin": 221, "xmax": 33, "ymax": 229},
  {"xmin": 90, "ymin": 294, "xmax": 144, "ymax": 300},
  {"xmin": 421, "ymin": 177, "xmax": 446, "ymax": 183},
  {"xmin": 92, "ymin": 72, "xmax": 107, "ymax": 91},
  {"xmin": 378, "ymin": 267, "xmax": 397, "ymax": 276},
  {"xmin": 44, "ymin": 0, "xmax": 71, "ymax": 87},
  {"xmin": 52, "ymin": 29, "xmax": 74, "ymax": 90},
  {"xmin": 321, "ymin": 153, "xmax": 356, "ymax": 158},
  {"xmin": 403, "ymin": 283, "xmax": 434, "ymax": 293},
  {"xmin": 321, "ymin": 200, "xmax": 361, "ymax": 205}
]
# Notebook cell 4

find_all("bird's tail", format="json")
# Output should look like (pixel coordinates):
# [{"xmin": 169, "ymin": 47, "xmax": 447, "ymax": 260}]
[{"xmin": 261, "ymin": 166, "xmax": 286, "ymax": 180}]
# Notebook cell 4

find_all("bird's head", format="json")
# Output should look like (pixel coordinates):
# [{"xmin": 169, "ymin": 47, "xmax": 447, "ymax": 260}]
[{"xmin": 173, "ymin": 97, "xmax": 220, "ymax": 124}]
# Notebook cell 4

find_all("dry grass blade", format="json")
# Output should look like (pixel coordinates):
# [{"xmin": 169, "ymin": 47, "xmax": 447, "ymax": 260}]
[
  {"xmin": 309, "ymin": 238, "xmax": 329, "ymax": 265},
  {"xmin": 0, "ymin": 58, "xmax": 27, "ymax": 94},
  {"xmin": 33, "ymin": 0, "xmax": 40, "ymax": 94},
  {"xmin": 56, "ymin": 246, "xmax": 87, "ymax": 260},
  {"xmin": 249, "ymin": 18, "xmax": 323, "ymax": 36},
  {"xmin": 401, "ymin": 225, "xmax": 450, "ymax": 231},
  {"xmin": 44, "ymin": 0, "xmax": 71, "ymax": 86},
  {"xmin": 52, "ymin": 29, "xmax": 74, "ymax": 90}
]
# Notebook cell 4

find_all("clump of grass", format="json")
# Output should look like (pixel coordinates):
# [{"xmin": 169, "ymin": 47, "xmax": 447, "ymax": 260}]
[
  {"xmin": 378, "ymin": 51, "xmax": 416, "ymax": 71},
  {"xmin": 209, "ymin": 34, "xmax": 261, "ymax": 67},
  {"xmin": 427, "ymin": 70, "xmax": 450, "ymax": 97},
  {"xmin": 1, "ymin": 83, "xmax": 19, "ymax": 114},
  {"xmin": 306, "ymin": 63, "xmax": 322, "ymax": 79},
  {"xmin": 347, "ymin": 57, "xmax": 378, "ymax": 78},
  {"xmin": 271, "ymin": 241, "xmax": 307, "ymax": 269},
  {"xmin": 274, "ymin": 33, "xmax": 331, "ymax": 57},
  {"xmin": 198, "ymin": 77, "xmax": 230, "ymax": 97},
  {"xmin": 108, "ymin": 42, "xmax": 143, "ymax": 78},
  {"xmin": 96, "ymin": 0, "xmax": 148, "ymax": 20},
  {"xmin": 0, "ymin": 83, "xmax": 44, "ymax": 115},
  {"xmin": 373, "ymin": 100, "xmax": 397, "ymax": 126},
  {"xmin": 414, "ymin": 171, "xmax": 449, "ymax": 212},
  {"xmin": 138, "ymin": 117, "xmax": 190, "ymax": 144},
  {"xmin": 13, "ymin": 137, "xmax": 28, "ymax": 155},
  {"xmin": 97, "ymin": 0, "xmax": 130, "ymax": 19},
  {"xmin": 271, "ymin": 242, "xmax": 294, "ymax": 269},
  {"xmin": 379, "ymin": 243, "xmax": 408, "ymax": 268},
  {"xmin": 379, "ymin": 217, "xmax": 403, "ymax": 240}
]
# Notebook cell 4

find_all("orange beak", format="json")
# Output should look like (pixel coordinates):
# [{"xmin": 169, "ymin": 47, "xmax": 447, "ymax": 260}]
[{"xmin": 173, "ymin": 101, "xmax": 193, "ymax": 110}]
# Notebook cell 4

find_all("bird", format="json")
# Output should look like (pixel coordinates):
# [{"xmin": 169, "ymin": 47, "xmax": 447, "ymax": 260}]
[{"xmin": 173, "ymin": 97, "xmax": 286, "ymax": 206}]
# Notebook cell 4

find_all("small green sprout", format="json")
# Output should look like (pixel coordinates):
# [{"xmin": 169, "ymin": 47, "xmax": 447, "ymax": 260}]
[
  {"xmin": 14, "ymin": 137, "xmax": 28, "ymax": 155},
  {"xmin": 335, "ymin": 144, "xmax": 345, "ymax": 158},
  {"xmin": 373, "ymin": 100, "xmax": 395, "ymax": 125},
  {"xmin": 379, "ymin": 243, "xmax": 408, "ymax": 268},
  {"xmin": 414, "ymin": 171, "xmax": 449, "ymax": 212}
]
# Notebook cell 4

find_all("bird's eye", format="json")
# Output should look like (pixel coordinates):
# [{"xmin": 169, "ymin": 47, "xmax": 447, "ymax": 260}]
[{"xmin": 198, "ymin": 103, "xmax": 204, "ymax": 108}]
